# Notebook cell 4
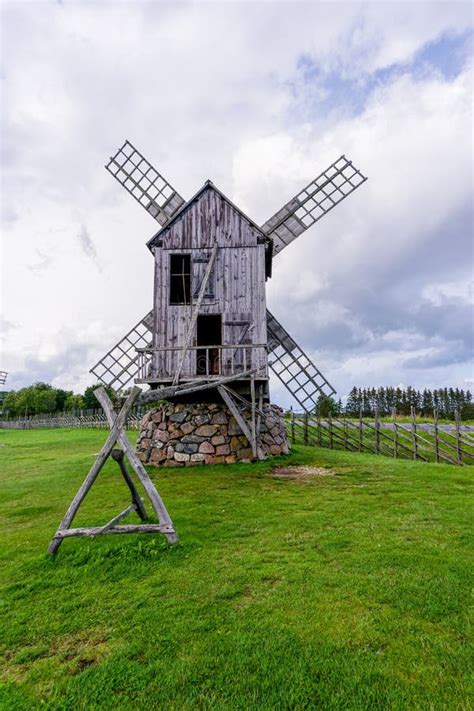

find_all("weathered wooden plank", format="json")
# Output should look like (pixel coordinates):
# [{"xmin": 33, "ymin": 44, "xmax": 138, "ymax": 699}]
[
  {"xmin": 99, "ymin": 503, "xmax": 137, "ymax": 533},
  {"xmin": 52, "ymin": 523, "xmax": 175, "ymax": 539}
]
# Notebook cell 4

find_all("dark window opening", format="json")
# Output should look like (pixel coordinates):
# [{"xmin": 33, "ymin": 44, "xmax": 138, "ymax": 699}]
[
  {"xmin": 197, "ymin": 314, "xmax": 222, "ymax": 375},
  {"xmin": 170, "ymin": 254, "xmax": 191, "ymax": 305}
]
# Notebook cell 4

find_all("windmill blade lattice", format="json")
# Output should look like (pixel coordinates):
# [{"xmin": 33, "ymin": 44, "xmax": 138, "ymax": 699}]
[
  {"xmin": 90, "ymin": 311, "xmax": 153, "ymax": 390},
  {"xmin": 261, "ymin": 155, "xmax": 367, "ymax": 255},
  {"xmin": 106, "ymin": 141, "xmax": 186, "ymax": 226},
  {"xmin": 266, "ymin": 310, "xmax": 335, "ymax": 412}
]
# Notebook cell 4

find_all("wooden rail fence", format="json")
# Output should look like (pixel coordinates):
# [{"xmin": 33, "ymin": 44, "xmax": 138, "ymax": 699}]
[
  {"xmin": 289, "ymin": 409, "xmax": 474, "ymax": 466},
  {"xmin": 0, "ymin": 408, "xmax": 143, "ymax": 430}
]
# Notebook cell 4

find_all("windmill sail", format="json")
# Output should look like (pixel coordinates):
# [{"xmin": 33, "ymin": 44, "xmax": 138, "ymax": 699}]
[
  {"xmin": 106, "ymin": 141, "xmax": 186, "ymax": 226},
  {"xmin": 261, "ymin": 155, "xmax": 367, "ymax": 255},
  {"xmin": 90, "ymin": 311, "xmax": 153, "ymax": 390},
  {"xmin": 266, "ymin": 310, "xmax": 335, "ymax": 412}
]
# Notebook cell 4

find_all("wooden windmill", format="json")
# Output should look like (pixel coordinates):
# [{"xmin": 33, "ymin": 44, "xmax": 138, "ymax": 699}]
[
  {"xmin": 48, "ymin": 143, "xmax": 366, "ymax": 553},
  {"xmin": 91, "ymin": 141, "xmax": 367, "ymax": 414}
]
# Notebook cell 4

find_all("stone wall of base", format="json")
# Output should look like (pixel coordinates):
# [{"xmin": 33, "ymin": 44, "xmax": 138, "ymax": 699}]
[{"xmin": 136, "ymin": 401, "xmax": 289, "ymax": 466}]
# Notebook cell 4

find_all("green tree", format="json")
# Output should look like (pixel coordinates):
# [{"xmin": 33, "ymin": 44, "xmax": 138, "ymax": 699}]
[
  {"xmin": 65, "ymin": 394, "xmax": 84, "ymax": 411},
  {"xmin": 316, "ymin": 394, "xmax": 339, "ymax": 418},
  {"xmin": 1, "ymin": 391, "xmax": 17, "ymax": 416},
  {"xmin": 55, "ymin": 389, "xmax": 72, "ymax": 412},
  {"xmin": 83, "ymin": 384, "xmax": 116, "ymax": 410}
]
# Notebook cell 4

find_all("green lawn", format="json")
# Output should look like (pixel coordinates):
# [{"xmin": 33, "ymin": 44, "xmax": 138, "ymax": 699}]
[{"xmin": 0, "ymin": 428, "xmax": 472, "ymax": 710}]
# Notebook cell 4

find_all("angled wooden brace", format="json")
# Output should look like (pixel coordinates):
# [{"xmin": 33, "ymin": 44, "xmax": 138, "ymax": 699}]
[
  {"xmin": 48, "ymin": 386, "xmax": 177, "ymax": 555},
  {"xmin": 217, "ymin": 384, "xmax": 266, "ymax": 461}
]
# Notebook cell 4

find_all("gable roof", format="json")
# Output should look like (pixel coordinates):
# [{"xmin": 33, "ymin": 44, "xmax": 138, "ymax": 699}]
[{"xmin": 146, "ymin": 180, "xmax": 268, "ymax": 251}]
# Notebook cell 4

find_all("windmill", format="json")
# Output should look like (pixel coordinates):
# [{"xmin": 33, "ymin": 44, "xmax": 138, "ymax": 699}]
[{"xmin": 91, "ymin": 141, "xmax": 367, "ymax": 416}]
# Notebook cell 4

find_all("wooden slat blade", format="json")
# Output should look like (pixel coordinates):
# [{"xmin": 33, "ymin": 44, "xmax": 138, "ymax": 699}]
[
  {"xmin": 266, "ymin": 309, "xmax": 335, "ymax": 412},
  {"xmin": 106, "ymin": 140, "xmax": 186, "ymax": 226},
  {"xmin": 89, "ymin": 311, "xmax": 153, "ymax": 390},
  {"xmin": 261, "ymin": 155, "xmax": 367, "ymax": 255}
]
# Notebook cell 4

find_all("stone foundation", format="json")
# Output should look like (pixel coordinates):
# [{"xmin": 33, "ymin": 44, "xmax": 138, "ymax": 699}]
[{"xmin": 136, "ymin": 401, "xmax": 289, "ymax": 466}]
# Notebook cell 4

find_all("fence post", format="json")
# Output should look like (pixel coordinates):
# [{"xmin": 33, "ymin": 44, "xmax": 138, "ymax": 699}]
[
  {"xmin": 304, "ymin": 412, "xmax": 308, "ymax": 446},
  {"xmin": 411, "ymin": 406, "xmax": 418, "ymax": 460},
  {"xmin": 317, "ymin": 413, "xmax": 322, "ymax": 446},
  {"xmin": 455, "ymin": 409, "xmax": 462, "ymax": 465},
  {"xmin": 343, "ymin": 415, "xmax": 348, "ymax": 450},
  {"xmin": 433, "ymin": 408, "xmax": 440, "ymax": 463},
  {"xmin": 359, "ymin": 407, "xmax": 363, "ymax": 452},
  {"xmin": 291, "ymin": 408, "xmax": 295, "ymax": 445},
  {"xmin": 392, "ymin": 408, "xmax": 398, "ymax": 458},
  {"xmin": 328, "ymin": 413, "xmax": 333, "ymax": 449},
  {"xmin": 375, "ymin": 405, "xmax": 380, "ymax": 455}
]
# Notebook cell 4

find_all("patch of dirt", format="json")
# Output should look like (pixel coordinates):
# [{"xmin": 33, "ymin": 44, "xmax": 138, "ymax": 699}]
[{"xmin": 270, "ymin": 466, "xmax": 335, "ymax": 479}]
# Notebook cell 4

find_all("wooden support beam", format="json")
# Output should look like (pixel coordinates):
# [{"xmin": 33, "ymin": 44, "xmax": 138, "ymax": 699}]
[
  {"xmin": 250, "ymin": 374, "xmax": 257, "ymax": 459},
  {"xmin": 48, "ymin": 387, "xmax": 142, "ymax": 555},
  {"xmin": 48, "ymin": 385, "xmax": 178, "ymax": 555},
  {"xmin": 111, "ymin": 448, "xmax": 147, "ymax": 521},
  {"xmin": 218, "ymin": 385, "xmax": 265, "ymax": 460},
  {"xmin": 94, "ymin": 388, "xmax": 178, "ymax": 543},
  {"xmin": 52, "ymin": 523, "xmax": 175, "ymax": 539},
  {"xmin": 99, "ymin": 503, "xmax": 137, "ymax": 534},
  {"xmin": 137, "ymin": 369, "xmax": 257, "ymax": 406},
  {"xmin": 173, "ymin": 243, "xmax": 218, "ymax": 385}
]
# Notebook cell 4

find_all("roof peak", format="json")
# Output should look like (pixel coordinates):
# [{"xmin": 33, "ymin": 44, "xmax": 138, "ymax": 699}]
[{"xmin": 147, "ymin": 179, "xmax": 267, "ymax": 251}]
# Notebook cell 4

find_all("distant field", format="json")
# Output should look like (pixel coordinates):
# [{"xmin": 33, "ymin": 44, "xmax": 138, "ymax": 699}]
[{"xmin": 1, "ymin": 428, "xmax": 473, "ymax": 710}]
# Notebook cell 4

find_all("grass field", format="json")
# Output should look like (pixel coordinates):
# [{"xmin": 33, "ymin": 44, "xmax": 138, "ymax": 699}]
[{"xmin": 1, "ymin": 428, "xmax": 473, "ymax": 710}]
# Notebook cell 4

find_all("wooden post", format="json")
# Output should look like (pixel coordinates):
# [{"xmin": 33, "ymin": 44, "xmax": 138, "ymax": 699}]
[
  {"xmin": 411, "ymin": 406, "xmax": 418, "ymax": 460},
  {"xmin": 392, "ymin": 408, "xmax": 398, "ymax": 458},
  {"xmin": 218, "ymin": 385, "xmax": 265, "ymax": 460},
  {"xmin": 303, "ymin": 412, "xmax": 309, "ymax": 445},
  {"xmin": 374, "ymin": 406, "xmax": 380, "ymax": 455},
  {"xmin": 359, "ymin": 407, "xmax": 363, "ymax": 452},
  {"xmin": 256, "ymin": 384, "xmax": 263, "ymax": 438},
  {"xmin": 455, "ymin": 409, "xmax": 462, "ymax": 465},
  {"xmin": 249, "ymin": 374, "xmax": 258, "ymax": 460},
  {"xmin": 328, "ymin": 413, "xmax": 333, "ymax": 449},
  {"xmin": 317, "ymin": 414, "xmax": 322, "ymax": 446},
  {"xmin": 433, "ymin": 409, "xmax": 440, "ymax": 463},
  {"xmin": 291, "ymin": 408, "xmax": 295, "ymax": 444},
  {"xmin": 111, "ymin": 449, "xmax": 147, "ymax": 520},
  {"xmin": 343, "ymin": 415, "xmax": 348, "ymax": 450}
]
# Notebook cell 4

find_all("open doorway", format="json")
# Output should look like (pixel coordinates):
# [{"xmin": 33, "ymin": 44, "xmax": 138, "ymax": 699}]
[{"xmin": 196, "ymin": 314, "xmax": 222, "ymax": 375}]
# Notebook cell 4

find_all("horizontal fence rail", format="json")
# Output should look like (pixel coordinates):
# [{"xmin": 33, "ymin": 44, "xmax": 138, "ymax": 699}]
[{"xmin": 288, "ymin": 409, "xmax": 474, "ymax": 467}]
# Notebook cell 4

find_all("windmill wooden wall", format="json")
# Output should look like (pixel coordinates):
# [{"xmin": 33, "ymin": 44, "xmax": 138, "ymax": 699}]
[{"xmin": 148, "ymin": 183, "xmax": 269, "ymax": 382}]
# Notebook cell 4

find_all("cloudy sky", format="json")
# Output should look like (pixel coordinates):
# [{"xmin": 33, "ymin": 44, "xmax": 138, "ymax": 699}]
[{"xmin": 1, "ymin": 0, "xmax": 473, "ymax": 407}]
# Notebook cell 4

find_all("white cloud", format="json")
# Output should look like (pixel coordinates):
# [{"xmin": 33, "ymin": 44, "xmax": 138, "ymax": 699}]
[{"xmin": 1, "ymin": 1, "xmax": 472, "ymax": 404}]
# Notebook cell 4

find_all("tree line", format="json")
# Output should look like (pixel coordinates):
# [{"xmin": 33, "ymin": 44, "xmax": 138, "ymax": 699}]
[
  {"xmin": 1, "ymin": 381, "xmax": 473, "ymax": 420},
  {"xmin": 0, "ymin": 382, "xmax": 115, "ymax": 417},
  {"xmin": 315, "ymin": 386, "xmax": 473, "ymax": 419}
]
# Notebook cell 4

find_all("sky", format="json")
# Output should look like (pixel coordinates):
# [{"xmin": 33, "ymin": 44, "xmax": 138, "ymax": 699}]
[{"xmin": 1, "ymin": 0, "xmax": 473, "ymax": 408}]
